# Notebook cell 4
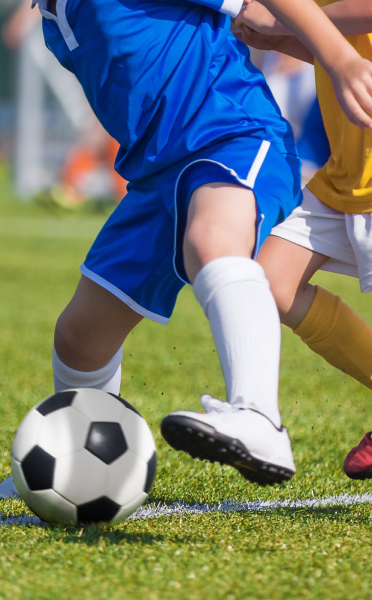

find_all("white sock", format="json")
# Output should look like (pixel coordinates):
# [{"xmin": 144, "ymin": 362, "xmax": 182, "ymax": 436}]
[
  {"xmin": 52, "ymin": 346, "xmax": 123, "ymax": 394},
  {"xmin": 193, "ymin": 257, "xmax": 282, "ymax": 428}
]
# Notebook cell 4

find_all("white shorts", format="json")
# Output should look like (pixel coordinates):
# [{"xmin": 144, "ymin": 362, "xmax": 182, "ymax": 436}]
[{"xmin": 271, "ymin": 187, "xmax": 372, "ymax": 294}]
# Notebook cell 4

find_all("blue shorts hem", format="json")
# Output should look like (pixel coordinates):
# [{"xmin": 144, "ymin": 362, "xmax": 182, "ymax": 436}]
[{"xmin": 80, "ymin": 264, "xmax": 170, "ymax": 325}]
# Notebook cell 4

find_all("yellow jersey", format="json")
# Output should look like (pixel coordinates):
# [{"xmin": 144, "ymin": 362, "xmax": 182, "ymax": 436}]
[{"xmin": 307, "ymin": 0, "xmax": 372, "ymax": 214}]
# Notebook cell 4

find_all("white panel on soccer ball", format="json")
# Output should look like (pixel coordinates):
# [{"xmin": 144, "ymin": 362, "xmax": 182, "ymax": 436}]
[
  {"xmin": 12, "ymin": 409, "xmax": 43, "ymax": 461},
  {"xmin": 27, "ymin": 489, "xmax": 77, "ymax": 525},
  {"xmin": 38, "ymin": 406, "xmax": 90, "ymax": 458},
  {"xmin": 111, "ymin": 491, "xmax": 148, "ymax": 523},
  {"xmin": 54, "ymin": 449, "xmax": 107, "ymax": 505},
  {"xmin": 119, "ymin": 408, "xmax": 155, "ymax": 461},
  {"xmin": 107, "ymin": 450, "xmax": 147, "ymax": 506},
  {"xmin": 11, "ymin": 457, "xmax": 31, "ymax": 506},
  {"xmin": 72, "ymin": 388, "xmax": 125, "ymax": 422}
]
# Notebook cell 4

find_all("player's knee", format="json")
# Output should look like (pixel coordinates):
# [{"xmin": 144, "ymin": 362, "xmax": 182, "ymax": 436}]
[
  {"xmin": 185, "ymin": 218, "xmax": 226, "ymax": 260},
  {"xmin": 185, "ymin": 216, "xmax": 253, "ymax": 263},
  {"xmin": 183, "ymin": 219, "xmax": 232, "ymax": 282}
]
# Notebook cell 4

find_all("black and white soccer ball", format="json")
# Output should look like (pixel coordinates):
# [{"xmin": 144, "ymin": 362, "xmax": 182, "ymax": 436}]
[{"xmin": 11, "ymin": 389, "xmax": 157, "ymax": 525}]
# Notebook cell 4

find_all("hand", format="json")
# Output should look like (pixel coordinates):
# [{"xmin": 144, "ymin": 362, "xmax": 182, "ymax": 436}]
[
  {"xmin": 234, "ymin": 0, "xmax": 290, "ymax": 36},
  {"xmin": 330, "ymin": 55, "xmax": 372, "ymax": 129},
  {"xmin": 232, "ymin": 23, "xmax": 287, "ymax": 52}
]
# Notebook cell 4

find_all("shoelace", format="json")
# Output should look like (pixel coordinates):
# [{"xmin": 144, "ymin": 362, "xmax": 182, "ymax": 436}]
[{"xmin": 200, "ymin": 394, "xmax": 238, "ymax": 414}]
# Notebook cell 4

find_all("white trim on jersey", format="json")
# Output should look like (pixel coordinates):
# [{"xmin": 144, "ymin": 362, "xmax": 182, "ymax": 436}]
[
  {"xmin": 56, "ymin": 0, "xmax": 79, "ymax": 51},
  {"xmin": 80, "ymin": 265, "xmax": 170, "ymax": 325},
  {"xmin": 220, "ymin": 0, "xmax": 244, "ymax": 17},
  {"xmin": 35, "ymin": 0, "xmax": 79, "ymax": 51}
]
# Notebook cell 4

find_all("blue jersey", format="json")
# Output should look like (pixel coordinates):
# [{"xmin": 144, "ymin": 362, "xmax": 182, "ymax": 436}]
[{"xmin": 41, "ymin": 0, "xmax": 296, "ymax": 182}]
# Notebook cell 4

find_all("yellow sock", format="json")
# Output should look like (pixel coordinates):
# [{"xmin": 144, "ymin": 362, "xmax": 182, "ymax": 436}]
[{"xmin": 294, "ymin": 286, "xmax": 372, "ymax": 390}]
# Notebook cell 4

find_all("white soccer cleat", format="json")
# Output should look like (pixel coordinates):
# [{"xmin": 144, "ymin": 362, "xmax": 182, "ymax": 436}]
[{"xmin": 161, "ymin": 394, "xmax": 295, "ymax": 486}]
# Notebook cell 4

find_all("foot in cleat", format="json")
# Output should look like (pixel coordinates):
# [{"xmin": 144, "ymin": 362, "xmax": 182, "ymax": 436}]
[
  {"xmin": 344, "ymin": 432, "xmax": 372, "ymax": 480},
  {"xmin": 161, "ymin": 394, "xmax": 295, "ymax": 486}
]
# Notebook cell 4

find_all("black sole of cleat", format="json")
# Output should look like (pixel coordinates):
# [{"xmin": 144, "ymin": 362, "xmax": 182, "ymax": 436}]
[
  {"xmin": 161, "ymin": 415, "xmax": 294, "ymax": 487},
  {"xmin": 344, "ymin": 468, "xmax": 372, "ymax": 480}
]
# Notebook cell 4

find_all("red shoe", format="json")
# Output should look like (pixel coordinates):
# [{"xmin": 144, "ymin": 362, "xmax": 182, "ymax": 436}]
[{"xmin": 344, "ymin": 432, "xmax": 372, "ymax": 479}]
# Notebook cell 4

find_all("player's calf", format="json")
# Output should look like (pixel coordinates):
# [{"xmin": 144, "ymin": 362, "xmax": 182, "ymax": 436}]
[{"xmin": 53, "ymin": 275, "xmax": 142, "ymax": 393}]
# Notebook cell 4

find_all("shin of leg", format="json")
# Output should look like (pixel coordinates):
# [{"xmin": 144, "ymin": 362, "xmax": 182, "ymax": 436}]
[
  {"xmin": 54, "ymin": 276, "xmax": 143, "ymax": 371},
  {"xmin": 193, "ymin": 255, "xmax": 283, "ymax": 428},
  {"xmin": 257, "ymin": 235, "xmax": 329, "ymax": 329},
  {"xmin": 183, "ymin": 183, "xmax": 257, "ymax": 283}
]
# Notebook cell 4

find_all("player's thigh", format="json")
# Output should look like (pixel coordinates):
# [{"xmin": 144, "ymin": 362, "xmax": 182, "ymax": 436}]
[
  {"xmin": 55, "ymin": 276, "xmax": 143, "ymax": 370},
  {"xmin": 184, "ymin": 182, "xmax": 257, "ymax": 282},
  {"xmin": 257, "ymin": 235, "xmax": 329, "ymax": 313}
]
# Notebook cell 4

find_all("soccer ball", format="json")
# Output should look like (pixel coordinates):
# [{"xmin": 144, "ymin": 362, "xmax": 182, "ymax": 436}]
[{"xmin": 11, "ymin": 389, "xmax": 157, "ymax": 525}]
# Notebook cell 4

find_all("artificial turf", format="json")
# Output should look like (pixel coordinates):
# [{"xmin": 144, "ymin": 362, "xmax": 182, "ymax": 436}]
[{"xmin": 1, "ymin": 164, "xmax": 372, "ymax": 599}]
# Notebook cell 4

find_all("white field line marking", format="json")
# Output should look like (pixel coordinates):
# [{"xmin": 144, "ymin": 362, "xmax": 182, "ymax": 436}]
[
  {"xmin": 130, "ymin": 493, "xmax": 372, "ymax": 520},
  {"xmin": 2, "ymin": 493, "xmax": 372, "ymax": 527}
]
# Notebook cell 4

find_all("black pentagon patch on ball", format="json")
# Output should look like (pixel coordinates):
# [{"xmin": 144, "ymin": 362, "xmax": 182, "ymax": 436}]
[
  {"xmin": 37, "ymin": 390, "xmax": 77, "ymax": 416},
  {"xmin": 86, "ymin": 422, "xmax": 128, "ymax": 464},
  {"xmin": 109, "ymin": 393, "xmax": 142, "ymax": 417},
  {"xmin": 21, "ymin": 446, "xmax": 55, "ymax": 490},
  {"xmin": 144, "ymin": 451, "xmax": 157, "ymax": 493},
  {"xmin": 77, "ymin": 496, "xmax": 120, "ymax": 523}
]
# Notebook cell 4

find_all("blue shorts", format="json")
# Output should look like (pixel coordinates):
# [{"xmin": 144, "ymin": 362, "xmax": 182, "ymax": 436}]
[
  {"xmin": 82, "ymin": 136, "xmax": 302, "ymax": 324},
  {"xmin": 40, "ymin": 0, "xmax": 301, "ymax": 322}
]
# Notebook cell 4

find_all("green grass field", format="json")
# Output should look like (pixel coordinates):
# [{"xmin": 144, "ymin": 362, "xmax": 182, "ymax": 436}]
[{"xmin": 1, "ymin": 164, "xmax": 372, "ymax": 599}]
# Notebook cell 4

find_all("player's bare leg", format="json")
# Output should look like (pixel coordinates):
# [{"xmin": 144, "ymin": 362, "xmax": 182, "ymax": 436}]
[
  {"xmin": 55, "ymin": 276, "xmax": 143, "ymax": 370},
  {"xmin": 258, "ymin": 234, "xmax": 372, "ymax": 391},
  {"xmin": 161, "ymin": 183, "xmax": 295, "ymax": 486},
  {"xmin": 181, "ymin": 182, "xmax": 257, "ymax": 282},
  {"xmin": 257, "ymin": 235, "xmax": 329, "ymax": 329},
  {"xmin": 53, "ymin": 277, "xmax": 143, "ymax": 394}
]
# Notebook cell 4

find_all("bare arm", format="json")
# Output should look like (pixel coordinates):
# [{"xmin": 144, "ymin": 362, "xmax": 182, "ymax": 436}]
[
  {"xmin": 234, "ymin": 0, "xmax": 372, "ymax": 129},
  {"xmin": 235, "ymin": 0, "xmax": 372, "ymax": 38},
  {"xmin": 319, "ymin": 0, "xmax": 372, "ymax": 36},
  {"xmin": 254, "ymin": 0, "xmax": 362, "ymax": 71},
  {"xmin": 232, "ymin": 0, "xmax": 372, "ymax": 63},
  {"xmin": 233, "ymin": 26, "xmax": 314, "ymax": 63}
]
